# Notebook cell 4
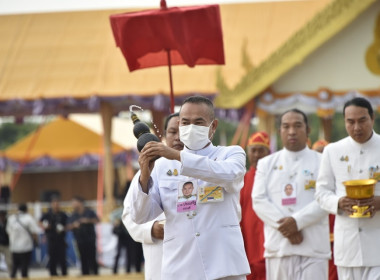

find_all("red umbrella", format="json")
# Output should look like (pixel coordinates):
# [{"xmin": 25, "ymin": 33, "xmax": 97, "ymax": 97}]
[{"xmin": 110, "ymin": 0, "xmax": 225, "ymax": 113}]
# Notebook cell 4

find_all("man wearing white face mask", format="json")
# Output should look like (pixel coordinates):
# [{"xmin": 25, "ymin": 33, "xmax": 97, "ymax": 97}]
[
  {"xmin": 130, "ymin": 96, "xmax": 250, "ymax": 280},
  {"xmin": 178, "ymin": 118, "xmax": 214, "ymax": 150}
]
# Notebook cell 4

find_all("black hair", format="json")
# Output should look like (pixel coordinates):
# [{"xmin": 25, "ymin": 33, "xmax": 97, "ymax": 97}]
[
  {"xmin": 180, "ymin": 95, "xmax": 215, "ymax": 121},
  {"xmin": 343, "ymin": 97, "xmax": 374, "ymax": 119},
  {"xmin": 18, "ymin": 203, "xmax": 27, "ymax": 213},
  {"xmin": 163, "ymin": 112, "xmax": 179, "ymax": 136},
  {"xmin": 280, "ymin": 108, "xmax": 309, "ymax": 129}
]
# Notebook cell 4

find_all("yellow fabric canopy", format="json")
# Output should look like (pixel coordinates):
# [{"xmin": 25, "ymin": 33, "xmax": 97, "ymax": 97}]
[
  {"xmin": 0, "ymin": 1, "xmax": 331, "ymax": 109},
  {"xmin": 4, "ymin": 117, "xmax": 126, "ymax": 162}
]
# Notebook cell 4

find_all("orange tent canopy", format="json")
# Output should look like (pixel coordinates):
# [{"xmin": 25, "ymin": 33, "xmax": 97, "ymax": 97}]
[{"xmin": 4, "ymin": 117, "xmax": 126, "ymax": 163}]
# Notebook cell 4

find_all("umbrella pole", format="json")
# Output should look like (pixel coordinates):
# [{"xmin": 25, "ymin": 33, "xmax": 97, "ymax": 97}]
[
  {"xmin": 167, "ymin": 50, "xmax": 175, "ymax": 113},
  {"xmin": 160, "ymin": 0, "xmax": 167, "ymax": 9}
]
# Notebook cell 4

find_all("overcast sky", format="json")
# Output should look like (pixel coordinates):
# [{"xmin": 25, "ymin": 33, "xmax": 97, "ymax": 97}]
[{"xmin": 0, "ymin": 0, "xmax": 298, "ymax": 15}]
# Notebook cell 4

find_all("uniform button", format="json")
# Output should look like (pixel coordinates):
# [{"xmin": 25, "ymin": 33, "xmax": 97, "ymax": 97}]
[
  {"xmin": 359, "ymin": 228, "xmax": 362, "ymax": 232},
  {"xmin": 192, "ymin": 212, "xmax": 197, "ymax": 216},
  {"xmin": 359, "ymin": 170, "xmax": 363, "ymax": 173},
  {"xmin": 195, "ymin": 232, "xmax": 200, "ymax": 236}
]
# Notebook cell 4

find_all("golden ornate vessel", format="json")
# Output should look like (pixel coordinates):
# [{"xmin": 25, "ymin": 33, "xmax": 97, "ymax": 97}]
[{"xmin": 342, "ymin": 179, "xmax": 377, "ymax": 218}]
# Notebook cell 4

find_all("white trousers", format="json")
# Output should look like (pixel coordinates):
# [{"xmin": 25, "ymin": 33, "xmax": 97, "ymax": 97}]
[
  {"xmin": 266, "ymin": 256, "xmax": 328, "ymax": 280},
  {"xmin": 337, "ymin": 266, "xmax": 380, "ymax": 280}
]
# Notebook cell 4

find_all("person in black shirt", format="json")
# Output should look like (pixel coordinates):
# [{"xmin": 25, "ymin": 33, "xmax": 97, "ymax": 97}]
[
  {"xmin": 68, "ymin": 196, "xmax": 99, "ymax": 275},
  {"xmin": 39, "ymin": 196, "xmax": 68, "ymax": 276},
  {"xmin": 112, "ymin": 211, "xmax": 143, "ymax": 274}
]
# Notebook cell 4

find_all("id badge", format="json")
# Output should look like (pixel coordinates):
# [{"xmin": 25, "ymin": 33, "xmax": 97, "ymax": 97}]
[
  {"xmin": 198, "ymin": 186, "xmax": 224, "ymax": 203},
  {"xmin": 177, "ymin": 180, "xmax": 197, "ymax": 213},
  {"xmin": 282, "ymin": 182, "xmax": 297, "ymax": 205},
  {"xmin": 373, "ymin": 172, "xmax": 380, "ymax": 181},
  {"xmin": 304, "ymin": 180, "xmax": 316, "ymax": 190},
  {"xmin": 303, "ymin": 169, "xmax": 315, "ymax": 190},
  {"xmin": 370, "ymin": 166, "xmax": 380, "ymax": 181}
]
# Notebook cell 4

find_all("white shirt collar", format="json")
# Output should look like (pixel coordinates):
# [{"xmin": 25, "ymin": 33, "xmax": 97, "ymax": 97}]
[
  {"xmin": 183, "ymin": 142, "xmax": 215, "ymax": 156},
  {"xmin": 348, "ymin": 130, "xmax": 376, "ymax": 149},
  {"xmin": 282, "ymin": 146, "xmax": 309, "ymax": 161}
]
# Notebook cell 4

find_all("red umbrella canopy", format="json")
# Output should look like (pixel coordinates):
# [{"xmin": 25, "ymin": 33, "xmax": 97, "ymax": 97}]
[{"xmin": 109, "ymin": 4, "xmax": 225, "ymax": 72}]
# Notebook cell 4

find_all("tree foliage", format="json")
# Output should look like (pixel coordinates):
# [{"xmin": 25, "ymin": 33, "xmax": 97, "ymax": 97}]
[{"xmin": 0, "ymin": 123, "xmax": 39, "ymax": 150}]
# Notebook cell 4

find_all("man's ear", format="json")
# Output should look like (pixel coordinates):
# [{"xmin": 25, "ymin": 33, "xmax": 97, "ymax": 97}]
[
  {"xmin": 212, "ymin": 119, "xmax": 218, "ymax": 132},
  {"xmin": 209, "ymin": 119, "xmax": 218, "ymax": 139}
]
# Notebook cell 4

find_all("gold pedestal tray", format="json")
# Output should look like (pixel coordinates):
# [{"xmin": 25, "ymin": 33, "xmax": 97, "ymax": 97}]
[{"xmin": 342, "ymin": 179, "xmax": 377, "ymax": 218}]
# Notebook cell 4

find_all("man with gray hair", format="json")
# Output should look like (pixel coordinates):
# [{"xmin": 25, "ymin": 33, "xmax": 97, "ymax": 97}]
[{"xmin": 129, "ymin": 96, "xmax": 250, "ymax": 279}]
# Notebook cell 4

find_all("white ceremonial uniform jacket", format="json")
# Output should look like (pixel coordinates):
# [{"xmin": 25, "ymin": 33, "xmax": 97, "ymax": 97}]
[
  {"xmin": 315, "ymin": 133, "xmax": 380, "ymax": 267},
  {"xmin": 252, "ymin": 147, "xmax": 330, "ymax": 259},
  {"xmin": 130, "ymin": 144, "xmax": 250, "ymax": 280},
  {"xmin": 123, "ymin": 171, "xmax": 164, "ymax": 280}
]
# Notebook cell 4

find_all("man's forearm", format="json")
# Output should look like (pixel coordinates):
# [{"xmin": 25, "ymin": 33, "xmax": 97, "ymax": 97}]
[{"xmin": 139, "ymin": 175, "xmax": 150, "ymax": 193}]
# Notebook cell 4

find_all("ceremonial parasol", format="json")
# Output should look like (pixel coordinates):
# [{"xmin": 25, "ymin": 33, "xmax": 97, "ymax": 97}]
[{"xmin": 110, "ymin": 0, "xmax": 225, "ymax": 113}]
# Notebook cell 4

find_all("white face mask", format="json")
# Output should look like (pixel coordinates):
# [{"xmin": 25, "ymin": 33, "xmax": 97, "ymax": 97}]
[{"xmin": 179, "ymin": 122, "xmax": 213, "ymax": 150}]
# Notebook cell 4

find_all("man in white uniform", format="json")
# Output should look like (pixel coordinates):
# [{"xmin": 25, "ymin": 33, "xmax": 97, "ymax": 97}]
[
  {"xmin": 315, "ymin": 97, "xmax": 380, "ymax": 280},
  {"xmin": 130, "ymin": 96, "xmax": 250, "ymax": 280},
  {"xmin": 252, "ymin": 109, "xmax": 330, "ymax": 280},
  {"xmin": 122, "ymin": 112, "xmax": 183, "ymax": 280}
]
